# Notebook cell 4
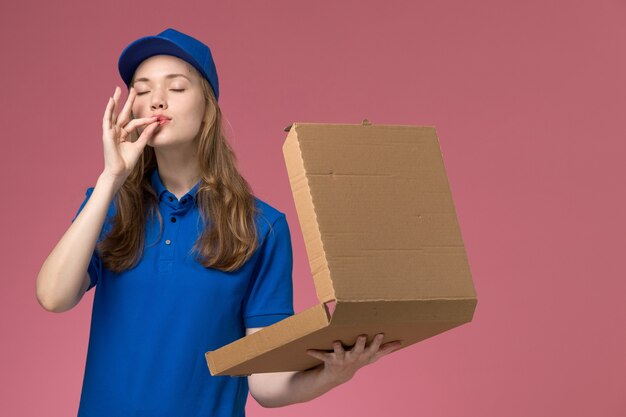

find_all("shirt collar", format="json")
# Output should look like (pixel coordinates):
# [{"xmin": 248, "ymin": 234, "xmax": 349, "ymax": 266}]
[{"xmin": 150, "ymin": 167, "xmax": 201, "ymax": 205}]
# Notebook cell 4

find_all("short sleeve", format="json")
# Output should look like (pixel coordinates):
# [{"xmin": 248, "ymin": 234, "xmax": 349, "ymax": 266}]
[
  {"xmin": 71, "ymin": 187, "xmax": 105, "ymax": 292},
  {"xmin": 242, "ymin": 214, "xmax": 295, "ymax": 328}
]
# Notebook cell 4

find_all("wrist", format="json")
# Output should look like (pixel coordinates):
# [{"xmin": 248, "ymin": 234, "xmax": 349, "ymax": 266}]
[
  {"xmin": 97, "ymin": 172, "xmax": 124, "ymax": 195},
  {"xmin": 317, "ymin": 366, "xmax": 354, "ymax": 388}
]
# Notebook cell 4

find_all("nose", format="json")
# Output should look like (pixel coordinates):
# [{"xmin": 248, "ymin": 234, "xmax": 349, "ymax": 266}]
[{"xmin": 150, "ymin": 90, "xmax": 167, "ymax": 111}]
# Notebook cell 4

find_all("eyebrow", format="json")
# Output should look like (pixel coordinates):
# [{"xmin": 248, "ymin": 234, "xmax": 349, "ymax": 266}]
[{"xmin": 132, "ymin": 73, "xmax": 191, "ymax": 85}]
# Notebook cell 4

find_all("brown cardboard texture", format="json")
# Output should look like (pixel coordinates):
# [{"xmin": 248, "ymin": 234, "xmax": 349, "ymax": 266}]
[{"xmin": 205, "ymin": 121, "xmax": 477, "ymax": 376}]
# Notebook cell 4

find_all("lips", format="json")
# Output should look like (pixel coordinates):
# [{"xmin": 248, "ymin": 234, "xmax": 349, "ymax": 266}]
[{"xmin": 155, "ymin": 116, "xmax": 171, "ymax": 125}]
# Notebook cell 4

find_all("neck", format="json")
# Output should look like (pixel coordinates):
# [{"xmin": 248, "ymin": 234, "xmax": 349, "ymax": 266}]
[{"xmin": 153, "ymin": 143, "xmax": 200, "ymax": 198}]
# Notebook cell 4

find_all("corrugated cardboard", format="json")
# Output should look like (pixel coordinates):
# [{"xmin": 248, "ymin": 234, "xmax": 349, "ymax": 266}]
[{"xmin": 205, "ymin": 120, "xmax": 477, "ymax": 376}]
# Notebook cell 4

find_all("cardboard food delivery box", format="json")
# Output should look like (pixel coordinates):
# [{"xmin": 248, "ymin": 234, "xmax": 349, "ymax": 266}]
[{"xmin": 205, "ymin": 120, "xmax": 477, "ymax": 376}]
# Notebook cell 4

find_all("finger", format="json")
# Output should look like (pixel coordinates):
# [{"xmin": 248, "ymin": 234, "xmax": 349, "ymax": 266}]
[
  {"xmin": 123, "ymin": 116, "xmax": 159, "ymax": 135},
  {"xmin": 112, "ymin": 86, "xmax": 122, "ymax": 125},
  {"xmin": 350, "ymin": 335, "xmax": 367, "ymax": 356},
  {"xmin": 117, "ymin": 87, "xmax": 137, "ymax": 127},
  {"xmin": 332, "ymin": 340, "xmax": 345, "ymax": 361},
  {"xmin": 367, "ymin": 333, "xmax": 385, "ymax": 355},
  {"xmin": 306, "ymin": 349, "xmax": 328, "ymax": 361},
  {"xmin": 134, "ymin": 120, "xmax": 160, "ymax": 146},
  {"xmin": 103, "ymin": 97, "xmax": 114, "ymax": 131},
  {"xmin": 375, "ymin": 341, "xmax": 402, "ymax": 359},
  {"xmin": 119, "ymin": 125, "xmax": 130, "ymax": 143}
]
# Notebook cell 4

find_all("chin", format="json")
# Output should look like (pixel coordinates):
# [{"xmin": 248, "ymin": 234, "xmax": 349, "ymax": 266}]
[{"xmin": 149, "ymin": 133, "xmax": 195, "ymax": 148}]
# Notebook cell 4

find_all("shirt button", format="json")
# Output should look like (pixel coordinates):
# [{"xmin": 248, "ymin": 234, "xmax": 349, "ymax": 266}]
[
  {"xmin": 170, "ymin": 217, "xmax": 176, "ymax": 223},
  {"xmin": 165, "ymin": 239, "xmax": 171, "ymax": 245},
  {"xmin": 168, "ymin": 196, "xmax": 174, "ymax": 202},
  {"xmin": 181, "ymin": 198, "xmax": 187, "ymax": 204}
]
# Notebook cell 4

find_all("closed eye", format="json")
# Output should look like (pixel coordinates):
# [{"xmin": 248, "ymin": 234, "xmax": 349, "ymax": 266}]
[{"xmin": 136, "ymin": 89, "xmax": 185, "ymax": 96}]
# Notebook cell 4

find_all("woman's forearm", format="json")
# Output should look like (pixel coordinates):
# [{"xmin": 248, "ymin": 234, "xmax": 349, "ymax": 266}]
[
  {"xmin": 36, "ymin": 173, "xmax": 119, "ymax": 312},
  {"xmin": 251, "ymin": 365, "xmax": 350, "ymax": 408}
]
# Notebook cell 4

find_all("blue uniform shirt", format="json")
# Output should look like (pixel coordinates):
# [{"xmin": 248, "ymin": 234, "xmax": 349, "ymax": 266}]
[{"xmin": 72, "ymin": 167, "xmax": 295, "ymax": 417}]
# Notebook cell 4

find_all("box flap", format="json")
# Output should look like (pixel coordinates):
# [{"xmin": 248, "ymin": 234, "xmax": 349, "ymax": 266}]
[{"xmin": 205, "ymin": 303, "xmax": 331, "ymax": 376}]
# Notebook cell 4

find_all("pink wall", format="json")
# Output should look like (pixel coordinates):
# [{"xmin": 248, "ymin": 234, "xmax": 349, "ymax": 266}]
[{"xmin": 1, "ymin": 1, "xmax": 624, "ymax": 416}]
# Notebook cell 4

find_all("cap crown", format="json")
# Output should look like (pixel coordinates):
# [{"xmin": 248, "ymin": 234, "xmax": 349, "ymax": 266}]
[{"xmin": 118, "ymin": 27, "xmax": 220, "ymax": 100}]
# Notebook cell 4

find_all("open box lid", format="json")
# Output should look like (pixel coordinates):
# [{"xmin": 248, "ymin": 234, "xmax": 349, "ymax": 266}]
[
  {"xmin": 205, "ymin": 121, "xmax": 477, "ymax": 376},
  {"xmin": 283, "ymin": 121, "xmax": 475, "ymax": 304}
]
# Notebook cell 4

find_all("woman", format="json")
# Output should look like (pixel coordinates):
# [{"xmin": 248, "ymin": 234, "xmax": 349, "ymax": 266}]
[{"xmin": 36, "ymin": 28, "xmax": 401, "ymax": 416}]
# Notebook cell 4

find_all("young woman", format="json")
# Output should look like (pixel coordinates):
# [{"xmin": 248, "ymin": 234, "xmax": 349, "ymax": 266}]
[{"xmin": 36, "ymin": 28, "xmax": 401, "ymax": 416}]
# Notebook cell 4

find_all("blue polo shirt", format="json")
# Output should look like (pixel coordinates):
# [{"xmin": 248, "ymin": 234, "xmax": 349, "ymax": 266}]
[{"xmin": 71, "ymin": 167, "xmax": 295, "ymax": 417}]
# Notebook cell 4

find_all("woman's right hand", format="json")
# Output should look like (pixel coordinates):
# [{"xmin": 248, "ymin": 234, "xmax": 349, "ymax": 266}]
[{"xmin": 101, "ymin": 86, "xmax": 160, "ymax": 185}]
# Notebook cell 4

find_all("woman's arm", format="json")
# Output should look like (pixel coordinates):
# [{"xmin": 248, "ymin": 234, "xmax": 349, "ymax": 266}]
[
  {"xmin": 246, "ymin": 327, "xmax": 402, "ymax": 408},
  {"xmin": 36, "ymin": 173, "xmax": 119, "ymax": 312}
]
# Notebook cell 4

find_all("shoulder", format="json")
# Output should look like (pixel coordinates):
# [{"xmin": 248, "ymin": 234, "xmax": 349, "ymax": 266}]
[{"xmin": 252, "ymin": 196, "xmax": 287, "ymax": 240}]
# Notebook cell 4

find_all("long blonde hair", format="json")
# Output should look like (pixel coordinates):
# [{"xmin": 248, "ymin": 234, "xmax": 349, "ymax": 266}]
[{"xmin": 98, "ymin": 76, "xmax": 260, "ymax": 273}]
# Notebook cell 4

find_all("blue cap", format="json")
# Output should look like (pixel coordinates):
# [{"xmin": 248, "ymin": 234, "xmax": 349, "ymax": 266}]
[{"xmin": 118, "ymin": 28, "xmax": 219, "ymax": 100}]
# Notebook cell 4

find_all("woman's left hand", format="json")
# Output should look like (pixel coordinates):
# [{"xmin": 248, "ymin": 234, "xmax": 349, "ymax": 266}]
[{"xmin": 305, "ymin": 333, "xmax": 402, "ymax": 384}]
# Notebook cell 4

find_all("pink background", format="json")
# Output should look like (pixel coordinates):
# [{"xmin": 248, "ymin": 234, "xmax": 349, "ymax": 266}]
[{"xmin": 1, "ymin": 1, "xmax": 624, "ymax": 416}]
